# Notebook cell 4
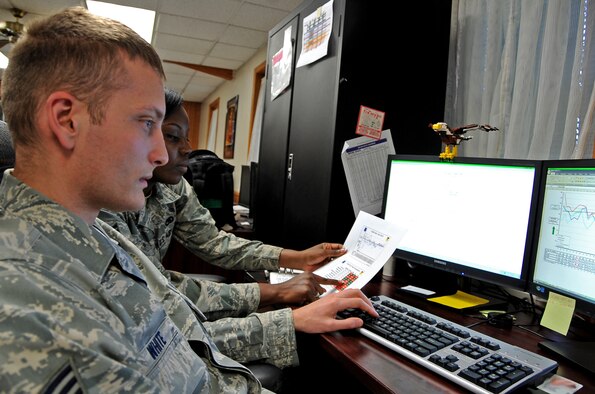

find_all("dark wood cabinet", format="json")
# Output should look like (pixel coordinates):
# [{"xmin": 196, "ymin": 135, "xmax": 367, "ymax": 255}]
[{"xmin": 254, "ymin": 0, "xmax": 452, "ymax": 249}]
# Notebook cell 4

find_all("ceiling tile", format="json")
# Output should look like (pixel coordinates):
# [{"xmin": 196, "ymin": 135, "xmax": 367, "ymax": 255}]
[
  {"xmin": 157, "ymin": 0, "xmax": 241, "ymax": 23},
  {"xmin": 101, "ymin": 0, "xmax": 159, "ymax": 11},
  {"xmin": 230, "ymin": 2, "xmax": 288, "ymax": 31},
  {"xmin": 156, "ymin": 13, "xmax": 227, "ymax": 41},
  {"xmin": 157, "ymin": 48, "xmax": 206, "ymax": 65},
  {"xmin": 209, "ymin": 42, "xmax": 257, "ymax": 62},
  {"xmin": 202, "ymin": 56, "xmax": 243, "ymax": 70},
  {"xmin": 154, "ymin": 32, "xmax": 214, "ymax": 55},
  {"xmin": 245, "ymin": 0, "xmax": 303, "ymax": 12},
  {"xmin": 182, "ymin": 81, "xmax": 224, "ymax": 102},
  {"xmin": 162, "ymin": 61, "xmax": 196, "ymax": 76},
  {"xmin": 220, "ymin": 25, "xmax": 267, "ymax": 48}
]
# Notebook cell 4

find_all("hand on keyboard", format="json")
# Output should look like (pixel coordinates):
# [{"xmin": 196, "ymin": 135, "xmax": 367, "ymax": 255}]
[{"xmin": 292, "ymin": 288, "xmax": 378, "ymax": 334}]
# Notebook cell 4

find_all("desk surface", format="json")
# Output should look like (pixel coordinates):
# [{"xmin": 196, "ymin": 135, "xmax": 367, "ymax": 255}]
[{"xmin": 316, "ymin": 277, "xmax": 594, "ymax": 394}]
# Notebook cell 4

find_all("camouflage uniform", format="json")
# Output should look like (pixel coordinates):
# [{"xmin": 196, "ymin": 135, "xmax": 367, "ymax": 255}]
[
  {"xmin": 98, "ymin": 178, "xmax": 299, "ymax": 368},
  {"xmin": 0, "ymin": 172, "xmax": 265, "ymax": 393},
  {"xmin": 100, "ymin": 178, "xmax": 283, "ymax": 271}
]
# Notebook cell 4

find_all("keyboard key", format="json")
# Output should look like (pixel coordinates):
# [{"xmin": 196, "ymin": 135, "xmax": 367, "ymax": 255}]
[
  {"xmin": 459, "ymin": 368, "xmax": 482, "ymax": 383},
  {"xmin": 488, "ymin": 378, "xmax": 511, "ymax": 393}
]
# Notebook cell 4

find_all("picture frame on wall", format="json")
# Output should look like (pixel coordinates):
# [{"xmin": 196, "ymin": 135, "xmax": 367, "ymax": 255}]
[{"xmin": 224, "ymin": 95, "xmax": 239, "ymax": 159}]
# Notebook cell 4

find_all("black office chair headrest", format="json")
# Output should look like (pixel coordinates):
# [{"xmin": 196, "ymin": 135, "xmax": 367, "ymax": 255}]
[{"xmin": 0, "ymin": 120, "xmax": 15, "ymax": 180}]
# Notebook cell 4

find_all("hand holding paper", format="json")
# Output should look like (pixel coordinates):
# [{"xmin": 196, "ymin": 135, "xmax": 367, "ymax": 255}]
[{"xmin": 315, "ymin": 211, "xmax": 406, "ymax": 296}]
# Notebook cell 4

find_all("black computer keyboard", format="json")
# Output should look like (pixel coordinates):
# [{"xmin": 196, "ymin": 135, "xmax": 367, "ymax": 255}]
[{"xmin": 337, "ymin": 295, "xmax": 558, "ymax": 394}]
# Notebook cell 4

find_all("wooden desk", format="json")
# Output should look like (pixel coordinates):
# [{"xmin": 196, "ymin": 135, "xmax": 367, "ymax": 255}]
[
  {"xmin": 307, "ymin": 277, "xmax": 594, "ymax": 394},
  {"xmin": 162, "ymin": 245, "xmax": 594, "ymax": 393}
]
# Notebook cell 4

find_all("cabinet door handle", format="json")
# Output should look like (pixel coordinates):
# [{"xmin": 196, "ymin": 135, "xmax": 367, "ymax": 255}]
[{"xmin": 287, "ymin": 153, "xmax": 293, "ymax": 181}]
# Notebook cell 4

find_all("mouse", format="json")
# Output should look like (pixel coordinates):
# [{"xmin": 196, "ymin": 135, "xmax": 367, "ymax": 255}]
[{"xmin": 487, "ymin": 312, "xmax": 514, "ymax": 329}]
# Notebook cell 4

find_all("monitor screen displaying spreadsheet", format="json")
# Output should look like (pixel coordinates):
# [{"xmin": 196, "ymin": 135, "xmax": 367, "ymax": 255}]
[{"xmin": 529, "ymin": 159, "xmax": 595, "ymax": 317}]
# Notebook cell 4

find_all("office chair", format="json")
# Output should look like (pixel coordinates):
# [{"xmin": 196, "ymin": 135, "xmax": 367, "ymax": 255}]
[
  {"xmin": 0, "ymin": 120, "xmax": 14, "ymax": 182},
  {"xmin": 184, "ymin": 149, "xmax": 237, "ymax": 230},
  {"xmin": 244, "ymin": 362, "xmax": 284, "ymax": 392}
]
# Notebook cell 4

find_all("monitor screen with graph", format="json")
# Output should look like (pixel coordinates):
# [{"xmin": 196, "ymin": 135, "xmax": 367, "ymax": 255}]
[{"xmin": 529, "ymin": 159, "xmax": 595, "ymax": 317}]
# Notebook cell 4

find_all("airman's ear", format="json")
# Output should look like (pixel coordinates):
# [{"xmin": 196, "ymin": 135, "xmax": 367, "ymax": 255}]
[{"xmin": 44, "ymin": 91, "xmax": 83, "ymax": 150}]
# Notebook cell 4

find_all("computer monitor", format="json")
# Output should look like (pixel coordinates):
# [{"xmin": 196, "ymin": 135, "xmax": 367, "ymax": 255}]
[
  {"xmin": 381, "ymin": 155, "xmax": 542, "ymax": 294},
  {"xmin": 239, "ymin": 165, "xmax": 251, "ymax": 208},
  {"xmin": 529, "ymin": 159, "xmax": 595, "ymax": 316},
  {"xmin": 528, "ymin": 159, "xmax": 595, "ymax": 374}
]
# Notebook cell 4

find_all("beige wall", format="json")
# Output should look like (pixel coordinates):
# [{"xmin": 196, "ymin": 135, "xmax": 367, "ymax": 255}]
[{"xmin": 199, "ymin": 46, "xmax": 267, "ymax": 195}]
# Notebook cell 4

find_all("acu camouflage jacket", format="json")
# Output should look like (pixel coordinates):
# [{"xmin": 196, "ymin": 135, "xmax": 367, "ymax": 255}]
[
  {"xmin": 98, "ymin": 179, "xmax": 299, "ymax": 368},
  {"xmin": 0, "ymin": 173, "xmax": 263, "ymax": 393}
]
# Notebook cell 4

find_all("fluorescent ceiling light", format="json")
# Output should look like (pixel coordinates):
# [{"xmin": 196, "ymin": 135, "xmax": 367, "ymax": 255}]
[{"xmin": 87, "ymin": 1, "xmax": 155, "ymax": 43}]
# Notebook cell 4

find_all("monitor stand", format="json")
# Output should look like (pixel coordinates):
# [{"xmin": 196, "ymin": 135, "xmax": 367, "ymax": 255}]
[
  {"xmin": 454, "ymin": 277, "xmax": 509, "ymax": 311},
  {"xmin": 538, "ymin": 340, "xmax": 595, "ymax": 375},
  {"xmin": 394, "ymin": 261, "xmax": 508, "ymax": 312}
]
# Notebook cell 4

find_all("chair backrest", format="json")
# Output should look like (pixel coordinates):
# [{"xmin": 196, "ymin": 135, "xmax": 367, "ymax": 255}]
[
  {"xmin": 184, "ymin": 149, "xmax": 236, "ymax": 229},
  {"xmin": 0, "ymin": 120, "xmax": 14, "ymax": 182}
]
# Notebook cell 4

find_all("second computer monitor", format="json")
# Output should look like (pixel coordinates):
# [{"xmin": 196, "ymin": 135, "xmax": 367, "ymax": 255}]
[
  {"xmin": 529, "ymin": 159, "xmax": 595, "ymax": 318},
  {"xmin": 381, "ymin": 155, "xmax": 542, "ymax": 290}
]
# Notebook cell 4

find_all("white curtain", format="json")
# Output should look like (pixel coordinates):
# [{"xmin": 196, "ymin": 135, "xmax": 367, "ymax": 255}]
[
  {"xmin": 207, "ymin": 108, "xmax": 218, "ymax": 152},
  {"xmin": 446, "ymin": 0, "xmax": 595, "ymax": 160},
  {"xmin": 248, "ymin": 78, "xmax": 265, "ymax": 163}
]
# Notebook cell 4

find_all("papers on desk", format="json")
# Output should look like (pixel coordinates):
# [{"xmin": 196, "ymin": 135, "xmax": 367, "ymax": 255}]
[
  {"xmin": 233, "ymin": 205, "xmax": 250, "ymax": 216},
  {"xmin": 315, "ymin": 211, "xmax": 404, "ymax": 295},
  {"xmin": 538, "ymin": 374, "xmax": 583, "ymax": 394},
  {"xmin": 341, "ymin": 129, "xmax": 395, "ymax": 216}
]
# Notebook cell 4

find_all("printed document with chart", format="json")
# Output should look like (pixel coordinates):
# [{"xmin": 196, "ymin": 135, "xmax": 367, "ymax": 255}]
[{"xmin": 316, "ymin": 211, "xmax": 406, "ymax": 295}]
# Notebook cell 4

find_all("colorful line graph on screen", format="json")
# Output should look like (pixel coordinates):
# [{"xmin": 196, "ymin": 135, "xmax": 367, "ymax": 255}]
[
  {"xmin": 560, "ymin": 192, "xmax": 595, "ymax": 228},
  {"xmin": 552, "ymin": 191, "xmax": 595, "ymax": 255}
]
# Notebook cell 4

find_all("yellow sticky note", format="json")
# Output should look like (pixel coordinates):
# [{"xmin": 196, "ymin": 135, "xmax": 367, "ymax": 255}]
[
  {"xmin": 428, "ymin": 290, "xmax": 489, "ymax": 309},
  {"xmin": 540, "ymin": 291, "xmax": 576, "ymax": 336}
]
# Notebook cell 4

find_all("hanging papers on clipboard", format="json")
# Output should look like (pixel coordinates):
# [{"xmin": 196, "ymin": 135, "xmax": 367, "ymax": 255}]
[{"xmin": 341, "ymin": 129, "xmax": 395, "ymax": 216}]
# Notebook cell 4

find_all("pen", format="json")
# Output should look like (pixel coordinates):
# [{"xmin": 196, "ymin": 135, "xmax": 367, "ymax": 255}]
[
  {"xmin": 279, "ymin": 267, "xmax": 304, "ymax": 275},
  {"xmin": 264, "ymin": 268, "xmax": 303, "ymax": 279}
]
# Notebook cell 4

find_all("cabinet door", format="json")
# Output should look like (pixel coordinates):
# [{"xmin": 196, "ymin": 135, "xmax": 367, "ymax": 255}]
[
  {"xmin": 256, "ymin": 0, "xmax": 450, "ymax": 249},
  {"xmin": 280, "ymin": 0, "xmax": 344, "ymax": 249},
  {"xmin": 253, "ymin": 15, "xmax": 299, "ymax": 245}
]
